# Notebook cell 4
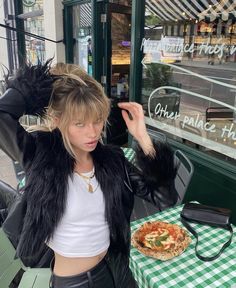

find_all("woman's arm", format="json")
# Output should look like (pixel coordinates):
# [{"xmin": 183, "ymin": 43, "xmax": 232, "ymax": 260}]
[
  {"xmin": 0, "ymin": 60, "xmax": 54, "ymax": 168},
  {"xmin": 125, "ymin": 142, "xmax": 178, "ymax": 211},
  {"xmin": 118, "ymin": 102, "xmax": 155, "ymax": 156},
  {"xmin": 0, "ymin": 111, "xmax": 35, "ymax": 168},
  {"xmin": 118, "ymin": 102, "xmax": 178, "ymax": 210}
]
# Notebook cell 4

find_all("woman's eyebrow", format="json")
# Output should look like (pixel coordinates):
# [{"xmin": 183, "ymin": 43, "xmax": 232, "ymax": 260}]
[{"xmin": 72, "ymin": 119, "xmax": 84, "ymax": 123}]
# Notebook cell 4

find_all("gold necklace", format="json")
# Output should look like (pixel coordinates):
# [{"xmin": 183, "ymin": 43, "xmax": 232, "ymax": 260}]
[{"xmin": 77, "ymin": 171, "xmax": 95, "ymax": 193}]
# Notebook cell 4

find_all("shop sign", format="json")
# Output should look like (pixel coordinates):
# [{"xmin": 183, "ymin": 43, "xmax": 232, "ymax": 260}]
[
  {"xmin": 141, "ymin": 35, "xmax": 236, "ymax": 158},
  {"xmin": 141, "ymin": 37, "xmax": 236, "ymax": 63},
  {"xmin": 23, "ymin": 0, "xmax": 36, "ymax": 7},
  {"xmin": 146, "ymin": 85, "xmax": 236, "ymax": 158},
  {"xmin": 143, "ymin": 61, "xmax": 236, "ymax": 159},
  {"xmin": 141, "ymin": 37, "xmax": 184, "ymax": 63},
  {"xmin": 151, "ymin": 102, "xmax": 236, "ymax": 140}
]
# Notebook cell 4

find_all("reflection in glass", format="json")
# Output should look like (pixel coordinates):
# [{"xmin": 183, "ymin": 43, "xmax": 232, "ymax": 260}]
[
  {"xmin": 111, "ymin": 12, "xmax": 131, "ymax": 98},
  {"xmin": 73, "ymin": 3, "xmax": 92, "ymax": 75},
  {"xmin": 23, "ymin": 0, "xmax": 45, "ymax": 64},
  {"xmin": 142, "ymin": 0, "xmax": 236, "ymax": 163},
  {"xmin": 111, "ymin": 13, "xmax": 131, "ymax": 65}
]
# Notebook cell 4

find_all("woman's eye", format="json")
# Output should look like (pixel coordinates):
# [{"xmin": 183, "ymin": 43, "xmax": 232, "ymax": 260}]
[{"xmin": 75, "ymin": 122, "xmax": 84, "ymax": 127}]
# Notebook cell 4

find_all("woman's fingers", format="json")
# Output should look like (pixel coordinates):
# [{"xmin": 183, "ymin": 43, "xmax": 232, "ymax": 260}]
[
  {"xmin": 121, "ymin": 109, "xmax": 130, "ymax": 124},
  {"xmin": 118, "ymin": 102, "xmax": 143, "ymax": 119},
  {"xmin": 118, "ymin": 102, "xmax": 140, "ymax": 110}
]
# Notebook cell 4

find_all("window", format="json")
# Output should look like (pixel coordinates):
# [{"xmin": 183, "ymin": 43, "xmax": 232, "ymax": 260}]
[
  {"xmin": 73, "ymin": 2, "xmax": 92, "ymax": 75},
  {"xmin": 142, "ymin": 1, "xmax": 236, "ymax": 164},
  {"xmin": 23, "ymin": 0, "xmax": 45, "ymax": 64}
]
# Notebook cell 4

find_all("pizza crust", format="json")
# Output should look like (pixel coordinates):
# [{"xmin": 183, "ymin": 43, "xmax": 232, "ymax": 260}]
[{"xmin": 131, "ymin": 221, "xmax": 191, "ymax": 261}]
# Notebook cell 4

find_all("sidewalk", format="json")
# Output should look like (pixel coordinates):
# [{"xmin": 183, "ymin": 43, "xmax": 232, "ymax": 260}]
[
  {"xmin": 178, "ymin": 59, "xmax": 236, "ymax": 72},
  {"xmin": 0, "ymin": 149, "xmax": 17, "ymax": 189}
]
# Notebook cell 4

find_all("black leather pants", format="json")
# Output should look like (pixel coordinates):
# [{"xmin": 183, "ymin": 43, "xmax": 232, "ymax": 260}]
[{"xmin": 49, "ymin": 257, "xmax": 115, "ymax": 288}]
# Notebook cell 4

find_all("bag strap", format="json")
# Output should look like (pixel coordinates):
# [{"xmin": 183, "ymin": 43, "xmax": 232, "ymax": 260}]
[{"xmin": 181, "ymin": 216, "xmax": 233, "ymax": 261}]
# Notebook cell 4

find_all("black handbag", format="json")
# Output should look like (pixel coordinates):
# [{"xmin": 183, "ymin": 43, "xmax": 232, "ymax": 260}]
[{"xmin": 180, "ymin": 202, "xmax": 233, "ymax": 261}]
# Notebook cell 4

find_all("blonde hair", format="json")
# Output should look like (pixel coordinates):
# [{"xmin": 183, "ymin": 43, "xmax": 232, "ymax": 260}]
[{"xmin": 32, "ymin": 63, "xmax": 110, "ymax": 158}]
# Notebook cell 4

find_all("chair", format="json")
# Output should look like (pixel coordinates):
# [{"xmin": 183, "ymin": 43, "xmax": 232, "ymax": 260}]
[
  {"xmin": 206, "ymin": 107, "xmax": 234, "ymax": 122},
  {"xmin": 130, "ymin": 145, "xmax": 194, "ymax": 221},
  {"xmin": 0, "ymin": 180, "xmax": 19, "ymax": 209},
  {"xmin": 174, "ymin": 150, "xmax": 194, "ymax": 205},
  {"xmin": 0, "ymin": 228, "xmax": 51, "ymax": 288},
  {"xmin": 0, "ymin": 180, "xmax": 19, "ymax": 225},
  {"xmin": 12, "ymin": 161, "xmax": 25, "ymax": 183},
  {"xmin": 130, "ymin": 130, "xmax": 169, "ymax": 220},
  {"xmin": 131, "ymin": 128, "xmax": 167, "ymax": 149}
]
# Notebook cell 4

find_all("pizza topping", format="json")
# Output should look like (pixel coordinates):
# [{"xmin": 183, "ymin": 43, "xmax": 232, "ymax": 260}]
[{"xmin": 144, "ymin": 229, "xmax": 175, "ymax": 250}]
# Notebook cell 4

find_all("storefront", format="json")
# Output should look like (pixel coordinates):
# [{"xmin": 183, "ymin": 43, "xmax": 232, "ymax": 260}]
[
  {"xmin": 136, "ymin": 1, "xmax": 236, "ymax": 223},
  {"xmin": 14, "ymin": 0, "xmax": 236, "ymax": 222},
  {"xmin": 63, "ymin": 0, "xmax": 236, "ymax": 222}
]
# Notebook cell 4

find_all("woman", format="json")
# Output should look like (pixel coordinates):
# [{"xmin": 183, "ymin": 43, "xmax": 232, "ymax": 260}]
[{"xmin": 0, "ymin": 60, "xmax": 178, "ymax": 288}]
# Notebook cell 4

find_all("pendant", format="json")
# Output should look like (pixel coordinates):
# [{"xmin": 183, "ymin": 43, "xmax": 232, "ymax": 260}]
[{"xmin": 88, "ymin": 183, "xmax": 93, "ymax": 193}]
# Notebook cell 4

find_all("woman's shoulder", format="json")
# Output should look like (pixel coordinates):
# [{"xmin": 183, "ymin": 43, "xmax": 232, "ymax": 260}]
[
  {"xmin": 30, "ymin": 129, "xmax": 64, "ymax": 154},
  {"xmin": 32, "ymin": 128, "xmax": 60, "ymax": 141},
  {"xmin": 99, "ymin": 142, "xmax": 124, "ymax": 156},
  {"xmin": 92, "ymin": 142, "xmax": 125, "ymax": 166}
]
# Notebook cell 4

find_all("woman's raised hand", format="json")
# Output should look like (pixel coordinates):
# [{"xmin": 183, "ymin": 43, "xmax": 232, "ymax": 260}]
[{"xmin": 118, "ymin": 102, "xmax": 155, "ymax": 156}]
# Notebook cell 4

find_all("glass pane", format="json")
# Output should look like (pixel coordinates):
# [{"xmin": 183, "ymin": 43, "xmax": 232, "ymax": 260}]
[
  {"xmin": 111, "ymin": 12, "xmax": 131, "ymax": 99},
  {"xmin": 73, "ymin": 2, "xmax": 92, "ymax": 75},
  {"xmin": 142, "ymin": 0, "xmax": 236, "ymax": 164},
  {"xmin": 23, "ymin": 0, "xmax": 45, "ymax": 64}
]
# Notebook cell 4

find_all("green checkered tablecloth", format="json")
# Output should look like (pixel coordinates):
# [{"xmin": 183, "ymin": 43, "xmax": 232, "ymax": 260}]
[
  {"xmin": 122, "ymin": 147, "xmax": 136, "ymax": 164},
  {"xmin": 130, "ymin": 204, "xmax": 236, "ymax": 288}
]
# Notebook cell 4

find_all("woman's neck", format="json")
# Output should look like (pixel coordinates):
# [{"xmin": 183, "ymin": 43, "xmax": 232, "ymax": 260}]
[{"xmin": 74, "ymin": 152, "xmax": 94, "ymax": 173}]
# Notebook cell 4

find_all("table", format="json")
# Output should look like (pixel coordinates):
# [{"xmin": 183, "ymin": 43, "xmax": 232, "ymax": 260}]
[
  {"xmin": 122, "ymin": 147, "xmax": 136, "ymax": 164},
  {"xmin": 130, "ymin": 204, "xmax": 236, "ymax": 288}
]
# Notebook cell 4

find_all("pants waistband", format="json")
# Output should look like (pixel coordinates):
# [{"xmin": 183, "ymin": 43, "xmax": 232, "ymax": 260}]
[{"xmin": 50, "ymin": 257, "xmax": 107, "ymax": 284}]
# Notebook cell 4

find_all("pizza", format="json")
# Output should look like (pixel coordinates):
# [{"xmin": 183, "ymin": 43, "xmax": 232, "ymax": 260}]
[{"xmin": 131, "ymin": 221, "xmax": 191, "ymax": 261}]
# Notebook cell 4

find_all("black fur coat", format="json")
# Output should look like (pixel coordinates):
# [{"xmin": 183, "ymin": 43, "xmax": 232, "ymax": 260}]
[{"xmin": 0, "ymin": 61, "xmax": 178, "ymax": 266}]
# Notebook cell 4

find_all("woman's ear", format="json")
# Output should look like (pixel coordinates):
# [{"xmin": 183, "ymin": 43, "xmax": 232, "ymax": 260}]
[{"xmin": 52, "ymin": 116, "xmax": 60, "ymax": 127}]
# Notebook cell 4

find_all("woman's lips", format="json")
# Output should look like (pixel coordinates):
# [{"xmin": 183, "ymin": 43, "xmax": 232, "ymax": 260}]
[{"xmin": 85, "ymin": 140, "xmax": 98, "ymax": 147}]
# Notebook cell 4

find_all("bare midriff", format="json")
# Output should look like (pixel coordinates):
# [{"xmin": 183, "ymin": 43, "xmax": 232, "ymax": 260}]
[{"xmin": 53, "ymin": 249, "xmax": 108, "ymax": 276}]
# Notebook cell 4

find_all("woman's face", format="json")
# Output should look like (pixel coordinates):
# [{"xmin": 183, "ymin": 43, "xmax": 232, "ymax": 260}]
[{"xmin": 67, "ymin": 118, "xmax": 104, "ymax": 154}]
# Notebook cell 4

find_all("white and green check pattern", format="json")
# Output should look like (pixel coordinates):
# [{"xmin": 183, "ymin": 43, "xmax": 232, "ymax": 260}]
[
  {"xmin": 122, "ymin": 147, "xmax": 136, "ymax": 164},
  {"xmin": 130, "ymin": 204, "xmax": 236, "ymax": 288}
]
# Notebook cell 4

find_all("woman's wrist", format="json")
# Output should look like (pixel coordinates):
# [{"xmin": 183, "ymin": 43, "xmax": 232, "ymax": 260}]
[{"xmin": 136, "ymin": 134, "xmax": 155, "ymax": 157}]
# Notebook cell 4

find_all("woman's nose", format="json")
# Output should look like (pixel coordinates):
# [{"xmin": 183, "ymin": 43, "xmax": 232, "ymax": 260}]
[{"xmin": 87, "ymin": 124, "xmax": 97, "ymax": 137}]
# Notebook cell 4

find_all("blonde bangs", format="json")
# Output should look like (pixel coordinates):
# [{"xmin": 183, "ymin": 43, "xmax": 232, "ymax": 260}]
[{"xmin": 66, "ymin": 94, "xmax": 110, "ymax": 124}]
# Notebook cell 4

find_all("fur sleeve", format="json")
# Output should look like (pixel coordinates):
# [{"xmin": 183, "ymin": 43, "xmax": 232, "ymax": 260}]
[
  {"xmin": 135, "ymin": 141, "xmax": 177, "ymax": 187},
  {"xmin": 4, "ymin": 59, "xmax": 54, "ymax": 117}
]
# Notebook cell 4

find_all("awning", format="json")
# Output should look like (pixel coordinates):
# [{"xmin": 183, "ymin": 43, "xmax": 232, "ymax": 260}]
[
  {"xmin": 198, "ymin": 1, "xmax": 236, "ymax": 21},
  {"xmin": 79, "ymin": 3, "xmax": 92, "ymax": 28},
  {"xmin": 146, "ymin": 0, "xmax": 236, "ymax": 23}
]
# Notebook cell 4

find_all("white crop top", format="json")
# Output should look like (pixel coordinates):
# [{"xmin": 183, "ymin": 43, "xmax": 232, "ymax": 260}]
[{"xmin": 47, "ymin": 172, "xmax": 110, "ymax": 257}]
